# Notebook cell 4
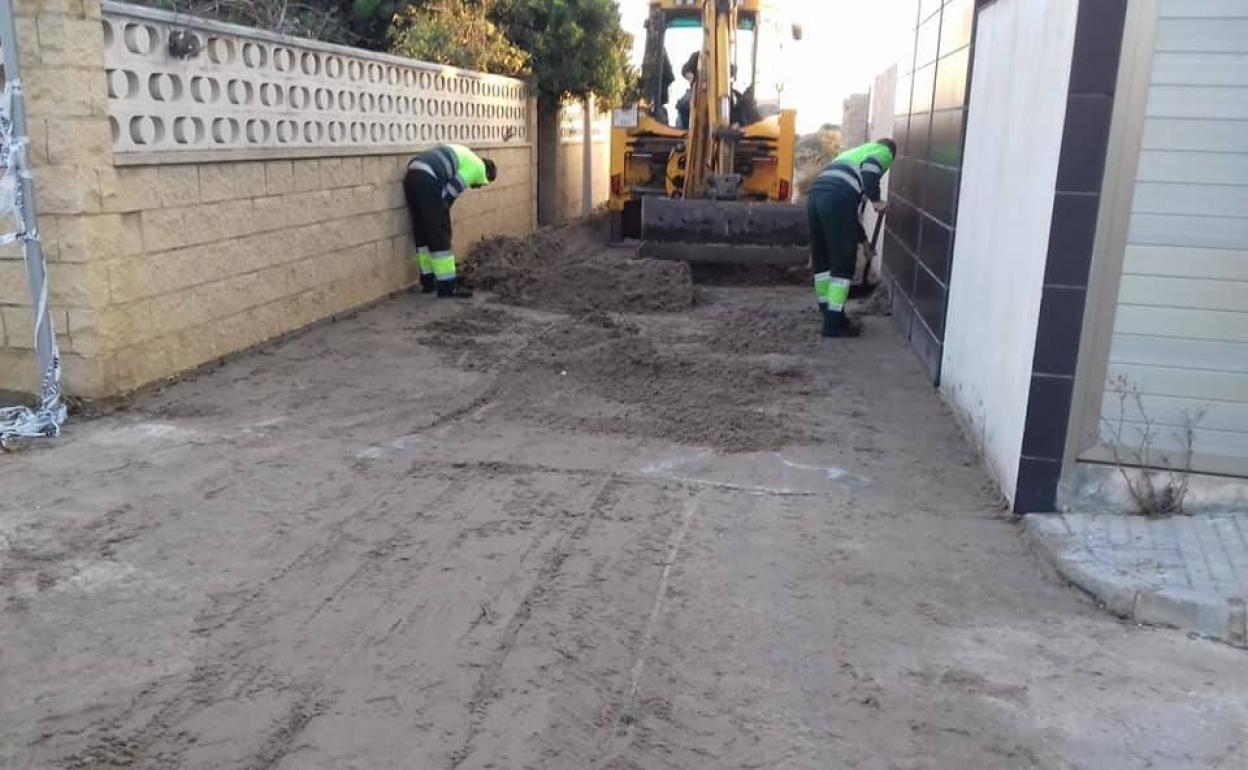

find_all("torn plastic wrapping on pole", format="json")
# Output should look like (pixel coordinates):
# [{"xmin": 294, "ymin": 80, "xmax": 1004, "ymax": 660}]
[{"xmin": 0, "ymin": 79, "xmax": 67, "ymax": 447}]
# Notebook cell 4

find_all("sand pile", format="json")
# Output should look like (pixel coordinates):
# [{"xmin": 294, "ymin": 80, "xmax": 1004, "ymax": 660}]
[
  {"xmin": 465, "ymin": 226, "xmax": 695, "ymax": 314},
  {"xmin": 509, "ymin": 313, "xmax": 812, "ymax": 452},
  {"xmin": 856, "ymin": 280, "xmax": 893, "ymax": 316},
  {"xmin": 461, "ymin": 229, "xmax": 568, "ymax": 298}
]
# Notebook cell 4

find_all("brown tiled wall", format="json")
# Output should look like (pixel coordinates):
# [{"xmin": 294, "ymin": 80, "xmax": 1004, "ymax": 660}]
[{"xmin": 885, "ymin": 0, "xmax": 975, "ymax": 382}]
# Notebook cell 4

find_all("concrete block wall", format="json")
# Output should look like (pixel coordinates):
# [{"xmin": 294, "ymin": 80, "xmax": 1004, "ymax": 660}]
[
  {"xmin": 548, "ymin": 98, "xmax": 609, "ymax": 224},
  {"xmin": 1, "ymin": 0, "xmax": 114, "ymax": 396},
  {"xmin": 842, "ymin": 93, "xmax": 869, "ymax": 148},
  {"xmin": 94, "ymin": 148, "xmax": 532, "ymax": 394},
  {"xmin": 555, "ymin": 140, "xmax": 609, "ymax": 223},
  {"xmin": 0, "ymin": 1, "xmax": 535, "ymax": 399}
]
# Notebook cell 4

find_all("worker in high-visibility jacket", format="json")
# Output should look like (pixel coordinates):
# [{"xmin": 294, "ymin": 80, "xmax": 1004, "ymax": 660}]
[
  {"xmin": 403, "ymin": 144, "xmax": 497, "ymax": 299},
  {"xmin": 806, "ymin": 139, "xmax": 896, "ymax": 337}
]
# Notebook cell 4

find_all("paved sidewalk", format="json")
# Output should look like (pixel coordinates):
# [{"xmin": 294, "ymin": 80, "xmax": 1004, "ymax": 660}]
[{"xmin": 1026, "ymin": 513, "xmax": 1248, "ymax": 647}]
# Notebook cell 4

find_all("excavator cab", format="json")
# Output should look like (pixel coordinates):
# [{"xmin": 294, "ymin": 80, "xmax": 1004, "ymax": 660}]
[
  {"xmin": 653, "ymin": 14, "xmax": 770, "ymax": 129},
  {"xmin": 609, "ymin": 0, "xmax": 807, "ymax": 264}
]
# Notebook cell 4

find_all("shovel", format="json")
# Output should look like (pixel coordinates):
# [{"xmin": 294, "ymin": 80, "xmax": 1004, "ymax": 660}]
[{"xmin": 850, "ymin": 210, "xmax": 885, "ymax": 299}]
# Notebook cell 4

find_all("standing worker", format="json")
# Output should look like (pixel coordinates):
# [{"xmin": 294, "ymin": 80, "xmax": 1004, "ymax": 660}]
[
  {"xmin": 675, "ymin": 51, "xmax": 699, "ymax": 129},
  {"xmin": 404, "ymin": 143, "xmax": 497, "ymax": 299},
  {"xmin": 806, "ymin": 138, "xmax": 896, "ymax": 337}
]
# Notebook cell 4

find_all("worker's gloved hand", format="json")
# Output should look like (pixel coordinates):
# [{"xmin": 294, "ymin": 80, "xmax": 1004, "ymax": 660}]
[{"xmin": 872, "ymin": 200, "xmax": 889, "ymax": 214}]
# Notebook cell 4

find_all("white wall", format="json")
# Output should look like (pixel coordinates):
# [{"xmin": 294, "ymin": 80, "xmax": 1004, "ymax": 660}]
[
  {"xmin": 865, "ymin": 66, "xmax": 897, "ymax": 280},
  {"xmin": 939, "ymin": 0, "xmax": 1080, "ymax": 502},
  {"xmin": 1096, "ymin": 0, "xmax": 1248, "ymax": 478}
]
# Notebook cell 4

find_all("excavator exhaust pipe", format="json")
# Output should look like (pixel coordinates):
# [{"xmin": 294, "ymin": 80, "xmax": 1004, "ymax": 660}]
[{"xmin": 639, "ymin": 197, "xmax": 810, "ymax": 266}]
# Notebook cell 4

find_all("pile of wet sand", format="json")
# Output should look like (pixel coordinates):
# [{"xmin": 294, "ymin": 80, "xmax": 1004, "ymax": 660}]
[
  {"xmin": 416, "ymin": 303, "xmax": 812, "ymax": 451},
  {"xmin": 464, "ymin": 226, "xmax": 695, "ymax": 314},
  {"xmin": 443, "ymin": 225, "xmax": 849, "ymax": 450},
  {"xmin": 513, "ymin": 311, "xmax": 814, "ymax": 452}
]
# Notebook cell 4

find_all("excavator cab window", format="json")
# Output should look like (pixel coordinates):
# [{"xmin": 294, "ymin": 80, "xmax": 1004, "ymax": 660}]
[
  {"xmin": 652, "ymin": 12, "xmax": 759, "ymax": 127},
  {"xmin": 751, "ymin": 15, "xmax": 791, "ymax": 118}
]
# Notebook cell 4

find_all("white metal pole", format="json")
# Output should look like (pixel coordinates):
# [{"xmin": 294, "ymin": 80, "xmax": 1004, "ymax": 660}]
[
  {"xmin": 0, "ymin": 4, "xmax": 67, "ymax": 442},
  {"xmin": 581, "ymin": 94, "xmax": 593, "ymax": 218}
]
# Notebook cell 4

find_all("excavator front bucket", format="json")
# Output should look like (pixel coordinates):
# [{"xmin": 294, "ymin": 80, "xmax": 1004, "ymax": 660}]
[{"xmin": 638, "ymin": 197, "xmax": 810, "ymax": 265}]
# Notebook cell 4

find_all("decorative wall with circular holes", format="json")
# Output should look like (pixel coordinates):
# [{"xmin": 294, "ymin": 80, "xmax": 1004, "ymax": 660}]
[{"xmin": 101, "ymin": 2, "xmax": 530, "ymax": 159}]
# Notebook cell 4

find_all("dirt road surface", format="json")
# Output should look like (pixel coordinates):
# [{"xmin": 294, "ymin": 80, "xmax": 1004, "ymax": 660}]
[{"xmin": 2, "ymin": 242, "xmax": 1245, "ymax": 769}]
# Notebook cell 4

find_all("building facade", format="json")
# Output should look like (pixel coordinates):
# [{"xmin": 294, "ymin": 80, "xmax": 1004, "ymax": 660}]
[{"xmin": 883, "ymin": 0, "xmax": 1248, "ymax": 512}]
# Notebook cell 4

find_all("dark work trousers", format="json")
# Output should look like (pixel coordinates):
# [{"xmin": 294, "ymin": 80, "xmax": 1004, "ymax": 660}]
[
  {"xmin": 403, "ymin": 169, "xmax": 453, "ymax": 274},
  {"xmin": 806, "ymin": 184, "xmax": 861, "ymax": 313},
  {"xmin": 807, "ymin": 185, "xmax": 860, "ymax": 281}
]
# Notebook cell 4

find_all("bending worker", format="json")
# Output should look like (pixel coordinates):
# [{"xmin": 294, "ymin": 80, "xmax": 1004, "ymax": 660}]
[
  {"xmin": 806, "ymin": 138, "xmax": 896, "ymax": 337},
  {"xmin": 403, "ymin": 143, "xmax": 497, "ymax": 299}
]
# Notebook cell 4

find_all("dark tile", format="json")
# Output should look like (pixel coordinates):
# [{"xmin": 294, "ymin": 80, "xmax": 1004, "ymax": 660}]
[
  {"xmin": 1056, "ymin": 94, "xmax": 1114, "ymax": 193},
  {"xmin": 924, "ymin": 164, "xmax": 960, "ymax": 226},
  {"xmin": 916, "ymin": 15, "xmax": 941, "ymax": 67},
  {"xmin": 930, "ymin": 108, "xmax": 965, "ymax": 168},
  {"xmin": 897, "ymin": 25, "xmax": 919, "ymax": 77},
  {"xmin": 884, "ymin": 229, "xmax": 918, "ymax": 298},
  {"xmin": 934, "ymin": 48, "xmax": 969, "ymax": 111},
  {"xmin": 893, "ymin": 156, "xmax": 913, "ymax": 198},
  {"xmin": 939, "ymin": 0, "xmax": 974, "ymax": 57},
  {"xmin": 918, "ymin": 216, "xmax": 953, "ymax": 282},
  {"xmin": 894, "ymin": 116, "xmax": 911, "ymax": 155},
  {"xmin": 1044, "ymin": 193, "xmax": 1098, "ymax": 286},
  {"xmin": 895, "ymin": 74, "xmax": 914, "ymax": 113},
  {"xmin": 910, "ymin": 112, "xmax": 932, "ymax": 164},
  {"xmin": 910, "ymin": 321, "xmax": 944, "ymax": 384},
  {"xmin": 892, "ymin": 156, "xmax": 913, "ymax": 200},
  {"xmin": 911, "ymin": 64, "xmax": 936, "ymax": 114},
  {"xmin": 914, "ymin": 263, "xmax": 949, "ymax": 337},
  {"xmin": 1069, "ymin": 0, "xmax": 1127, "ymax": 95},
  {"xmin": 911, "ymin": 159, "xmax": 930, "ymax": 209},
  {"xmin": 1015, "ymin": 457, "xmax": 1062, "ymax": 513},
  {"xmin": 894, "ymin": 197, "xmax": 922, "ymax": 253},
  {"xmin": 1021, "ymin": 375, "xmax": 1075, "ymax": 459},
  {"xmin": 1032, "ymin": 286, "xmax": 1087, "ymax": 376},
  {"xmin": 883, "ymin": 231, "xmax": 910, "ymax": 272},
  {"xmin": 891, "ymin": 287, "xmax": 917, "ymax": 342}
]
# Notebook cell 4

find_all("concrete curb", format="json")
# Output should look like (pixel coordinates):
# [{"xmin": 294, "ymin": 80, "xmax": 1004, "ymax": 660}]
[{"xmin": 1023, "ymin": 514, "xmax": 1248, "ymax": 647}]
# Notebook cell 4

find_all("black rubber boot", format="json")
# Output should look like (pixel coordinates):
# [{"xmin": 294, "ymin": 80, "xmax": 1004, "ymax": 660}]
[
  {"xmin": 436, "ymin": 278, "xmax": 474, "ymax": 300},
  {"xmin": 822, "ymin": 309, "xmax": 863, "ymax": 338},
  {"xmin": 420, "ymin": 273, "xmax": 436, "ymax": 294}
]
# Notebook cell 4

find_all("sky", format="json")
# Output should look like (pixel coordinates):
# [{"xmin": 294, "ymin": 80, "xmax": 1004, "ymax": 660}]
[{"xmin": 617, "ymin": 0, "xmax": 910, "ymax": 132}]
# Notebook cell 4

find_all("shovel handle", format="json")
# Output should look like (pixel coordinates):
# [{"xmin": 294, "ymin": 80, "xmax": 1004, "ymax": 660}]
[{"xmin": 870, "ymin": 210, "xmax": 886, "ymax": 251}]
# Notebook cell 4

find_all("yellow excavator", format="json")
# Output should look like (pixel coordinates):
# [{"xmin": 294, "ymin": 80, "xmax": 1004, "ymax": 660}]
[{"xmin": 608, "ymin": 0, "xmax": 807, "ymax": 264}]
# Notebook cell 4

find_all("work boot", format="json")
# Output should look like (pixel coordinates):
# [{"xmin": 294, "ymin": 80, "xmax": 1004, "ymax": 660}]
[
  {"xmin": 420, "ymin": 273, "xmax": 436, "ymax": 294},
  {"xmin": 436, "ymin": 278, "xmax": 474, "ymax": 300},
  {"xmin": 821, "ymin": 309, "xmax": 862, "ymax": 338}
]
